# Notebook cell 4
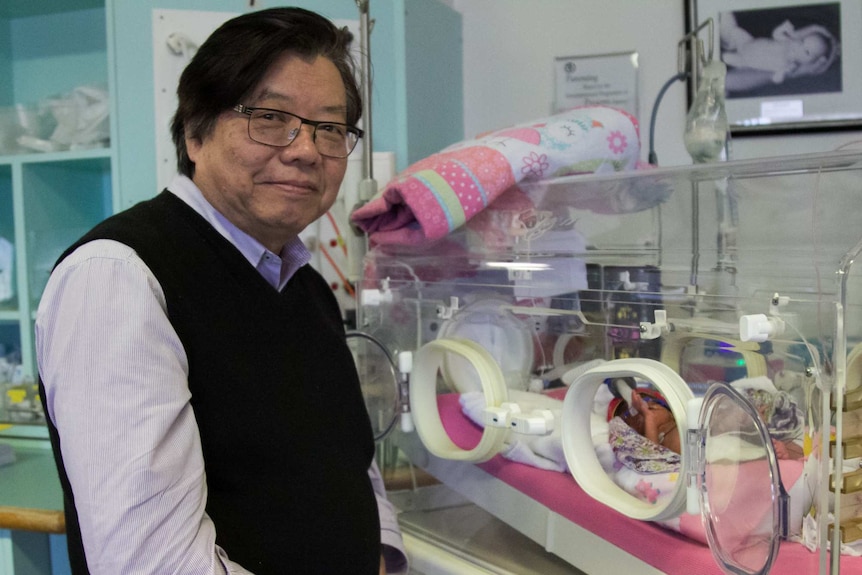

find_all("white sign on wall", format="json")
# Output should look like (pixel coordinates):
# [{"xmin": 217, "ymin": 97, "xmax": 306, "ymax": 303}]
[
  {"xmin": 152, "ymin": 9, "xmax": 239, "ymax": 192},
  {"xmin": 553, "ymin": 51, "xmax": 639, "ymax": 118}
]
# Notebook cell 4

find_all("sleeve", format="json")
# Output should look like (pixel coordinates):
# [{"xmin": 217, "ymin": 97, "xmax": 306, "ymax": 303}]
[
  {"xmin": 35, "ymin": 240, "xmax": 251, "ymax": 575},
  {"xmin": 368, "ymin": 459, "xmax": 408, "ymax": 574}
]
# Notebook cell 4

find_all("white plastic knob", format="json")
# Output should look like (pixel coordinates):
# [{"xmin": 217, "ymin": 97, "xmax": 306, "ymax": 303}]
[
  {"xmin": 361, "ymin": 288, "xmax": 391, "ymax": 306},
  {"xmin": 739, "ymin": 314, "xmax": 773, "ymax": 342},
  {"xmin": 398, "ymin": 351, "xmax": 413, "ymax": 374},
  {"xmin": 400, "ymin": 412, "xmax": 414, "ymax": 433}
]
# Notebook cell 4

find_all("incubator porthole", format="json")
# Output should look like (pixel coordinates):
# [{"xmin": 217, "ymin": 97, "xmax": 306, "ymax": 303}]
[
  {"xmin": 561, "ymin": 358, "xmax": 693, "ymax": 523},
  {"xmin": 437, "ymin": 297, "xmax": 534, "ymax": 391},
  {"xmin": 346, "ymin": 331, "xmax": 400, "ymax": 441}
]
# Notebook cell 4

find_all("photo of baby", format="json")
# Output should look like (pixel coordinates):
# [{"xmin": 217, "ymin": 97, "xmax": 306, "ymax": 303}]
[{"xmin": 718, "ymin": 2, "xmax": 841, "ymax": 99}]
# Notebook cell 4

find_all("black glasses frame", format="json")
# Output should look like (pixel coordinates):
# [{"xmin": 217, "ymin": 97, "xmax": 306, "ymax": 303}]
[{"xmin": 233, "ymin": 104, "xmax": 364, "ymax": 158}]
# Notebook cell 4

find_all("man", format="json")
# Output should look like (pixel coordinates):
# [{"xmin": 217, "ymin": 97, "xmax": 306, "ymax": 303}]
[{"xmin": 36, "ymin": 7, "xmax": 406, "ymax": 574}]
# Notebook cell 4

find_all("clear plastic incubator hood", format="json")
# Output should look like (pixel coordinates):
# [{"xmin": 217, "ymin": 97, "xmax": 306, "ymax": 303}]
[{"xmin": 350, "ymin": 150, "xmax": 862, "ymax": 575}]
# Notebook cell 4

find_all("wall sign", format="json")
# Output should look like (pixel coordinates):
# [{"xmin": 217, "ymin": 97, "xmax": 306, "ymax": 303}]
[{"xmin": 553, "ymin": 51, "xmax": 639, "ymax": 119}]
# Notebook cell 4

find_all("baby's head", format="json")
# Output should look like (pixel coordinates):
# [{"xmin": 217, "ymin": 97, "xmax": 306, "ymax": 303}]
[{"xmin": 788, "ymin": 32, "xmax": 831, "ymax": 65}]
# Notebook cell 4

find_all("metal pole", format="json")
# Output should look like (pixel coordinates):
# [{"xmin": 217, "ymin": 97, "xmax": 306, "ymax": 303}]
[
  {"xmin": 349, "ymin": 0, "xmax": 377, "ymax": 293},
  {"xmin": 356, "ymin": 0, "xmax": 374, "ymax": 185}
]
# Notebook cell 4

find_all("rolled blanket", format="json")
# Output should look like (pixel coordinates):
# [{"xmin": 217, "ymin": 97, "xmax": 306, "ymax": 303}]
[{"xmin": 351, "ymin": 105, "xmax": 644, "ymax": 246}]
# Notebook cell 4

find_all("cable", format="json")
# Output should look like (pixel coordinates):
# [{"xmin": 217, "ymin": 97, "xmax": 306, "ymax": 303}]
[
  {"xmin": 320, "ymin": 242, "xmax": 355, "ymax": 298},
  {"xmin": 319, "ymin": 210, "xmax": 354, "ymax": 297},
  {"xmin": 648, "ymin": 72, "xmax": 689, "ymax": 166},
  {"xmin": 325, "ymin": 211, "xmax": 348, "ymax": 256}
]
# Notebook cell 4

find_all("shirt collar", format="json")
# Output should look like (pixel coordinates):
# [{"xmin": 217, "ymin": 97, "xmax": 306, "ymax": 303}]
[{"xmin": 167, "ymin": 174, "xmax": 311, "ymax": 290}]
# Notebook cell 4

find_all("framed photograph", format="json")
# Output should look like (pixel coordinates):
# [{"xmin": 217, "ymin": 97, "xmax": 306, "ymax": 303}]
[{"xmin": 687, "ymin": 0, "xmax": 862, "ymax": 134}]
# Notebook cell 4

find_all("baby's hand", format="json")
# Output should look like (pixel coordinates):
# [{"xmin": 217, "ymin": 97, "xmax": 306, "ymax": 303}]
[
  {"xmin": 772, "ymin": 438, "xmax": 804, "ymax": 460},
  {"xmin": 630, "ymin": 391, "xmax": 680, "ymax": 453},
  {"xmin": 772, "ymin": 439, "xmax": 789, "ymax": 460},
  {"xmin": 632, "ymin": 391, "xmax": 673, "ymax": 428},
  {"xmin": 772, "ymin": 19, "xmax": 795, "ymax": 40}
]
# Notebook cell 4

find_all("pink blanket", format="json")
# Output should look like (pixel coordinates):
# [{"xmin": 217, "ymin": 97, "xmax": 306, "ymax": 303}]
[
  {"xmin": 351, "ymin": 106, "xmax": 644, "ymax": 246},
  {"xmin": 436, "ymin": 393, "xmax": 858, "ymax": 575}
]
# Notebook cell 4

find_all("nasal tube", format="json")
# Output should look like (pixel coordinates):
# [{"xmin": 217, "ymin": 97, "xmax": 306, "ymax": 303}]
[{"xmin": 607, "ymin": 377, "xmax": 638, "ymax": 417}]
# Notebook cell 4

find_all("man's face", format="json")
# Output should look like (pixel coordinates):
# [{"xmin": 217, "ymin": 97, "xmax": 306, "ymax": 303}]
[{"xmin": 187, "ymin": 52, "xmax": 350, "ymax": 253}]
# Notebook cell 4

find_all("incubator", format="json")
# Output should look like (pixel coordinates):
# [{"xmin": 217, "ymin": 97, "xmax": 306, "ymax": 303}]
[{"xmin": 351, "ymin": 149, "xmax": 862, "ymax": 574}]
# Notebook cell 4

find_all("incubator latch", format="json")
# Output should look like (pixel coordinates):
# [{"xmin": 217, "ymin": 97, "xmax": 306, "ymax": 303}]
[
  {"xmin": 398, "ymin": 351, "xmax": 414, "ymax": 433},
  {"xmin": 483, "ymin": 403, "xmax": 555, "ymax": 435},
  {"xmin": 436, "ymin": 296, "xmax": 460, "ymax": 320},
  {"xmin": 684, "ymin": 421, "xmax": 706, "ymax": 516},
  {"xmin": 484, "ymin": 403, "xmax": 521, "ymax": 428},
  {"xmin": 510, "ymin": 409, "xmax": 555, "ymax": 435},
  {"xmin": 639, "ymin": 309, "xmax": 668, "ymax": 340},
  {"xmin": 619, "ymin": 270, "xmax": 649, "ymax": 291},
  {"xmin": 360, "ymin": 277, "xmax": 392, "ymax": 306},
  {"xmin": 508, "ymin": 267, "xmax": 532, "ymax": 281}
]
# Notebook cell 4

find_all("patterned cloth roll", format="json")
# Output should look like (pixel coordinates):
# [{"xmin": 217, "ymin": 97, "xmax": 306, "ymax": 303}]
[{"xmin": 351, "ymin": 105, "xmax": 645, "ymax": 246}]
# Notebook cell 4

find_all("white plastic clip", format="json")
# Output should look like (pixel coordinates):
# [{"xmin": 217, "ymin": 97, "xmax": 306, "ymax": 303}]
[
  {"xmin": 639, "ymin": 309, "xmax": 668, "ymax": 340},
  {"xmin": 620, "ymin": 271, "xmax": 649, "ymax": 291},
  {"xmin": 398, "ymin": 351, "xmax": 414, "ymax": 433},
  {"xmin": 509, "ymin": 409, "xmax": 555, "ymax": 435},
  {"xmin": 769, "ymin": 292, "xmax": 790, "ymax": 315},
  {"xmin": 484, "ymin": 402, "xmax": 521, "ymax": 428},
  {"xmin": 436, "ymin": 296, "xmax": 460, "ymax": 320},
  {"xmin": 360, "ymin": 277, "xmax": 392, "ymax": 306}
]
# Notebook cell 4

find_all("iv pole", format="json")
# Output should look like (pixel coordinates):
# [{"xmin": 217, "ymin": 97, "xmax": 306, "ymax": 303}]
[
  {"xmin": 349, "ymin": 0, "xmax": 377, "ymax": 292},
  {"xmin": 356, "ymin": 0, "xmax": 374, "ymax": 188},
  {"xmin": 679, "ymin": 19, "xmax": 737, "ymax": 315},
  {"xmin": 678, "ymin": 19, "xmax": 713, "ymax": 292}
]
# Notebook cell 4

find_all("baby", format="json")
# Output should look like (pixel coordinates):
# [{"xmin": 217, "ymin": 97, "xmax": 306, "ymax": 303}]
[
  {"xmin": 720, "ymin": 13, "xmax": 836, "ymax": 84},
  {"xmin": 622, "ymin": 390, "xmax": 681, "ymax": 454},
  {"xmin": 610, "ymin": 380, "xmax": 804, "ymax": 467},
  {"xmin": 606, "ymin": 389, "xmax": 681, "ymax": 475}
]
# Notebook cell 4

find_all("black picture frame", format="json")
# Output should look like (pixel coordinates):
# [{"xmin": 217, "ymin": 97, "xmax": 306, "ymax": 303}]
[{"xmin": 686, "ymin": 0, "xmax": 862, "ymax": 135}]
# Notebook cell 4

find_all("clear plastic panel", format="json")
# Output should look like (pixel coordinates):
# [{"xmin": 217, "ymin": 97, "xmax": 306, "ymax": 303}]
[
  {"xmin": 700, "ymin": 383, "xmax": 787, "ymax": 575},
  {"xmin": 346, "ymin": 331, "xmax": 400, "ymax": 441},
  {"xmin": 361, "ymin": 151, "xmax": 862, "ymax": 574}
]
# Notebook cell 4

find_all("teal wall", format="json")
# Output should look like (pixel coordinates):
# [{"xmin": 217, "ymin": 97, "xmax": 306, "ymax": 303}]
[
  {"xmin": 9, "ymin": 9, "xmax": 107, "ymax": 105},
  {"xmin": 0, "ymin": 19, "xmax": 10, "ymax": 106},
  {"xmin": 402, "ymin": 0, "xmax": 463, "ymax": 165}
]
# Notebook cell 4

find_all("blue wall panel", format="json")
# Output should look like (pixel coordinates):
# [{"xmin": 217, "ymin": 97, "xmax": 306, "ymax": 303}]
[
  {"xmin": 0, "ymin": 19, "xmax": 11, "ymax": 106},
  {"xmin": 10, "ymin": 9, "xmax": 107, "ymax": 105},
  {"xmin": 403, "ymin": 0, "xmax": 463, "ymax": 166}
]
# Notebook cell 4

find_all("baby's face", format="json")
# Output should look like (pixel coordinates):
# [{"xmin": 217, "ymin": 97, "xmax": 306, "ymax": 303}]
[{"xmin": 789, "ymin": 34, "xmax": 828, "ymax": 64}]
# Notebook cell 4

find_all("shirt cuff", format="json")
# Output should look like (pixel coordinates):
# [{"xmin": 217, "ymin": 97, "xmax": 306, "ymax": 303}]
[{"xmin": 381, "ymin": 531, "xmax": 408, "ymax": 575}]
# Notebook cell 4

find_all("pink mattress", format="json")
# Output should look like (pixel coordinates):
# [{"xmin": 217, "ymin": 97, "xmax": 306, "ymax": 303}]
[{"xmin": 436, "ymin": 393, "xmax": 860, "ymax": 575}]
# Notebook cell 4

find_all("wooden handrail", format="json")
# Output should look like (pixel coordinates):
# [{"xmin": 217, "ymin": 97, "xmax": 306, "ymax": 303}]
[{"xmin": 0, "ymin": 506, "xmax": 65, "ymax": 534}]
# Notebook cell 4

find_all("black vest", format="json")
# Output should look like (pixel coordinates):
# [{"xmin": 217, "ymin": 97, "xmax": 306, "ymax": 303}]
[{"xmin": 40, "ymin": 191, "xmax": 380, "ymax": 574}]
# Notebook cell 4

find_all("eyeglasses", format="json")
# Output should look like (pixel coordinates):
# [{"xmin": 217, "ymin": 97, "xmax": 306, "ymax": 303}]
[{"xmin": 233, "ymin": 104, "xmax": 363, "ymax": 158}]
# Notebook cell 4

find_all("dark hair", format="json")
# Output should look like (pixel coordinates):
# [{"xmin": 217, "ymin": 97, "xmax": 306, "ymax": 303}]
[{"xmin": 170, "ymin": 7, "xmax": 361, "ymax": 177}]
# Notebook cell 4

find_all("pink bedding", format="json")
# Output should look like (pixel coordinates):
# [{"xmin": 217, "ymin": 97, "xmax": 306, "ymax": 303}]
[
  {"xmin": 435, "ymin": 393, "xmax": 858, "ymax": 575},
  {"xmin": 351, "ymin": 106, "xmax": 645, "ymax": 246}
]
